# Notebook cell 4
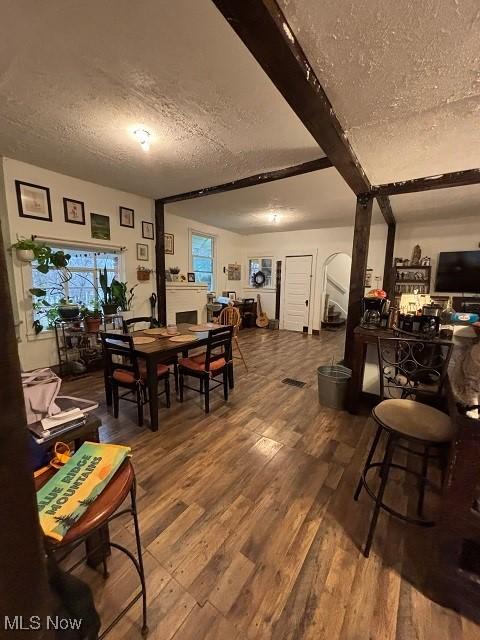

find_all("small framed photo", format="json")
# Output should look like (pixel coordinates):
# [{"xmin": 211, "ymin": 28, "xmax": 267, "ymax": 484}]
[
  {"xmin": 119, "ymin": 206, "xmax": 134, "ymax": 228},
  {"xmin": 165, "ymin": 233, "xmax": 174, "ymax": 255},
  {"xmin": 63, "ymin": 198, "xmax": 85, "ymax": 225},
  {"xmin": 142, "ymin": 221, "xmax": 154, "ymax": 239},
  {"xmin": 91, "ymin": 213, "xmax": 111, "ymax": 240},
  {"xmin": 187, "ymin": 272, "xmax": 195, "ymax": 283},
  {"xmin": 137, "ymin": 243, "xmax": 149, "ymax": 261},
  {"xmin": 15, "ymin": 180, "xmax": 52, "ymax": 222},
  {"xmin": 227, "ymin": 291, "xmax": 237, "ymax": 301}
]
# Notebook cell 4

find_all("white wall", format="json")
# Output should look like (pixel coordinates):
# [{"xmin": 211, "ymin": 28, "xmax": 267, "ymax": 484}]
[
  {"xmin": 394, "ymin": 214, "xmax": 480, "ymax": 295},
  {"xmin": 164, "ymin": 209, "xmax": 243, "ymax": 296},
  {"xmin": 241, "ymin": 223, "xmax": 387, "ymax": 331},
  {"xmin": 3, "ymin": 158, "xmax": 155, "ymax": 371}
]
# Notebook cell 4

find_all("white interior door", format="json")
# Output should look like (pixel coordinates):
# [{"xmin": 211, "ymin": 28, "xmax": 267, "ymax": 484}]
[{"xmin": 283, "ymin": 255, "xmax": 313, "ymax": 332}]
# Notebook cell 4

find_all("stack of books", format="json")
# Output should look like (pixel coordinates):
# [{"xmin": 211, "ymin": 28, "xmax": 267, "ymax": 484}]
[{"xmin": 29, "ymin": 408, "xmax": 87, "ymax": 443}]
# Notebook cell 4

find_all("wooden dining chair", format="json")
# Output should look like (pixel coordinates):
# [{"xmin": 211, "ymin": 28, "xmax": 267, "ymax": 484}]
[
  {"xmin": 123, "ymin": 316, "xmax": 158, "ymax": 333},
  {"xmin": 101, "ymin": 333, "xmax": 170, "ymax": 427},
  {"xmin": 178, "ymin": 326, "xmax": 233, "ymax": 413},
  {"xmin": 218, "ymin": 306, "xmax": 247, "ymax": 370}
]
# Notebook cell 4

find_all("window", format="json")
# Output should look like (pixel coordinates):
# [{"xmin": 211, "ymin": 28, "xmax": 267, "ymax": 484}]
[
  {"xmin": 31, "ymin": 247, "xmax": 119, "ymax": 326},
  {"xmin": 191, "ymin": 232, "xmax": 215, "ymax": 291},
  {"xmin": 248, "ymin": 257, "xmax": 273, "ymax": 288}
]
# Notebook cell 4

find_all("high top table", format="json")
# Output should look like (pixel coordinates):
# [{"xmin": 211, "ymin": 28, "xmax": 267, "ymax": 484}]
[{"xmin": 103, "ymin": 323, "xmax": 234, "ymax": 431}]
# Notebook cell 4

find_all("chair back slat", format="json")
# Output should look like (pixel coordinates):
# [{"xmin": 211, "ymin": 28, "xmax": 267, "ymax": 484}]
[
  {"xmin": 219, "ymin": 307, "xmax": 241, "ymax": 332},
  {"xmin": 377, "ymin": 336, "xmax": 453, "ymax": 401},
  {"xmin": 123, "ymin": 316, "xmax": 158, "ymax": 333},
  {"xmin": 204, "ymin": 326, "xmax": 233, "ymax": 372},
  {"xmin": 101, "ymin": 332, "xmax": 141, "ymax": 380}
]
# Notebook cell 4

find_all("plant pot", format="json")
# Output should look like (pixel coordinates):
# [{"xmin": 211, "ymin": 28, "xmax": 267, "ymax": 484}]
[
  {"xmin": 171, "ymin": 274, "xmax": 180, "ymax": 282},
  {"xmin": 16, "ymin": 248, "xmax": 35, "ymax": 262},
  {"xmin": 58, "ymin": 303, "xmax": 81, "ymax": 320},
  {"xmin": 102, "ymin": 303, "xmax": 118, "ymax": 316},
  {"xmin": 137, "ymin": 270, "xmax": 150, "ymax": 281},
  {"xmin": 84, "ymin": 316, "xmax": 101, "ymax": 333}
]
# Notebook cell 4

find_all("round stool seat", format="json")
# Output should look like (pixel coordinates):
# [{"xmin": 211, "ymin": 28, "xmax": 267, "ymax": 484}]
[
  {"xmin": 373, "ymin": 399, "xmax": 454, "ymax": 443},
  {"xmin": 47, "ymin": 460, "xmax": 134, "ymax": 547}
]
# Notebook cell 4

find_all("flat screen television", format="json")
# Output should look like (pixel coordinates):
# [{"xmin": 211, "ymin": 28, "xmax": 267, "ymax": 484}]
[{"xmin": 435, "ymin": 250, "xmax": 480, "ymax": 293}]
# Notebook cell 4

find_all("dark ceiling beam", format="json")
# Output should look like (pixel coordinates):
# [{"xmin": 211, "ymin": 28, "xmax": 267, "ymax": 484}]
[
  {"xmin": 211, "ymin": 0, "xmax": 370, "ymax": 196},
  {"xmin": 373, "ymin": 167, "xmax": 480, "ymax": 196},
  {"xmin": 159, "ymin": 156, "xmax": 332, "ymax": 204},
  {"xmin": 376, "ymin": 195, "xmax": 395, "ymax": 225}
]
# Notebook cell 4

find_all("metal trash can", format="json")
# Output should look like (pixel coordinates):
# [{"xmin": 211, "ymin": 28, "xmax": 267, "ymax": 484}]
[{"xmin": 317, "ymin": 364, "xmax": 352, "ymax": 409}]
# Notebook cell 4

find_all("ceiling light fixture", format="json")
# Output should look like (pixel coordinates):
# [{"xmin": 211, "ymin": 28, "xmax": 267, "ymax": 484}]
[
  {"xmin": 133, "ymin": 128, "xmax": 151, "ymax": 151},
  {"xmin": 271, "ymin": 213, "xmax": 279, "ymax": 224}
]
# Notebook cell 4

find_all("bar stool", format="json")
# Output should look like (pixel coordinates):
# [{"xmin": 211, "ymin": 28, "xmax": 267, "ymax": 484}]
[
  {"xmin": 354, "ymin": 336, "xmax": 454, "ymax": 558},
  {"xmin": 43, "ymin": 460, "xmax": 148, "ymax": 637}
]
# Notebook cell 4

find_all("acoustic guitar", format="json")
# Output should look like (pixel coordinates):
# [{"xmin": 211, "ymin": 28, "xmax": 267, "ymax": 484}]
[{"xmin": 256, "ymin": 294, "xmax": 269, "ymax": 328}]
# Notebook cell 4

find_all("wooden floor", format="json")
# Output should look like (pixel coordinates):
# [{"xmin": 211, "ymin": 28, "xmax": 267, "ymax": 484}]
[{"xmin": 64, "ymin": 328, "xmax": 480, "ymax": 639}]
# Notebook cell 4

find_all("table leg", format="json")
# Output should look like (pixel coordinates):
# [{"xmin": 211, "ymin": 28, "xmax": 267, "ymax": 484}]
[
  {"xmin": 104, "ymin": 365, "xmax": 112, "ymax": 407},
  {"xmin": 228, "ymin": 362, "xmax": 234, "ymax": 390},
  {"xmin": 147, "ymin": 358, "xmax": 159, "ymax": 432},
  {"xmin": 347, "ymin": 340, "xmax": 366, "ymax": 414}
]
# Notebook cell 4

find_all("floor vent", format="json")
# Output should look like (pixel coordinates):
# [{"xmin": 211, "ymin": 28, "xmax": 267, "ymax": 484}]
[{"xmin": 282, "ymin": 378, "xmax": 306, "ymax": 388}]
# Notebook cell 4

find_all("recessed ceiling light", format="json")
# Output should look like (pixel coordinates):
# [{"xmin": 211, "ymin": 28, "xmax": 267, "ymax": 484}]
[
  {"xmin": 133, "ymin": 128, "xmax": 151, "ymax": 151},
  {"xmin": 271, "ymin": 213, "xmax": 279, "ymax": 224}
]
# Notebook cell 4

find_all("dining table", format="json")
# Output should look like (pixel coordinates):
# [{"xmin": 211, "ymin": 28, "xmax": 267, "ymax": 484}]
[{"xmin": 103, "ymin": 323, "xmax": 233, "ymax": 431}]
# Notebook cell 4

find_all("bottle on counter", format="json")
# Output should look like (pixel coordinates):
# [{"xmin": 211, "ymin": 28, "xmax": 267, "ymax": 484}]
[{"xmin": 439, "ymin": 299, "xmax": 454, "ymax": 340}]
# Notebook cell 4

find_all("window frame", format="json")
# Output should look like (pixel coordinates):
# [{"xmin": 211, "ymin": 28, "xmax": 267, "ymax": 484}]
[
  {"xmin": 189, "ymin": 229, "xmax": 216, "ymax": 292},
  {"xmin": 29, "ymin": 244, "xmax": 121, "ymax": 333}
]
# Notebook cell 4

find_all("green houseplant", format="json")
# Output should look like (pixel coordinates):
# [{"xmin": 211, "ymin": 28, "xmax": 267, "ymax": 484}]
[
  {"xmin": 99, "ymin": 266, "xmax": 119, "ymax": 315},
  {"xmin": 81, "ymin": 301, "xmax": 102, "ymax": 333},
  {"xmin": 111, "ymin": 279, "xmax": 137, "ymax": 318},
  {"xmin": 11, "ymin": 238, "xmax": 39, "ymax": 262}
]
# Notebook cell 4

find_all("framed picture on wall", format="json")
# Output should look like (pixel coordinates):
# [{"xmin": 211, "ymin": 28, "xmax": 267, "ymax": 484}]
[
  {"xmin": 142, "ymin": 221, "xmax": 154, "ymax": 239},
  {"xmin": 63, "ymin": 198, "xmax": 85, "ymax": 225},
  {"xmin": 137, "ymin": 243, "xmax": 149, "ymax": 261},
  {"xmin": 119, "ymin": 206, "xmax": 134, "ymax": 228},
  {"xmin": 164, "ymin": 233, "xmax": 174, "ymax": 255},
  {"xmin": 15, "ymin": 180, "xmax": 52, "ymax": 222},
  {"xmin": 91, "ymin": 213, "xmax": 111, "ymax": 240}
]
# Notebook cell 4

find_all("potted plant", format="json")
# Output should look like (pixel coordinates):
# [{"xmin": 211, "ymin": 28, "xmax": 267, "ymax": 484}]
[
  {"xmin": 99, "ymin": 266, "xmax": 119, "ymax": 316},
  {"xmin": 57, "ymin": 297, "xmax": 81, "ymax": 320},
  {"xmin": 81, "ymin": 302, "xmax": 102, "ymax": 333},
  {"xmin": 169, "ymin": 266, "xmax": 181, "ymax": 282},
  {"xmin": 111, "ymin": 279, "xmax": 137, "ymax": 320},
  {"xmin": 11, "ymin": 238, "xmax": 40, "ymax": 262}
]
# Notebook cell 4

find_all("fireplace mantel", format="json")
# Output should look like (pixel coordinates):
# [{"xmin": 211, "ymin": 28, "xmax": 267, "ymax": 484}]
[{"xmin": 165, "ymin": 282, "xmax": 208, "ymax": 324}]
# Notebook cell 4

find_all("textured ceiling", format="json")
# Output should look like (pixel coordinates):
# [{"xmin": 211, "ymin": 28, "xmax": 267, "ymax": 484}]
[
  {"xmin": 167, "ymin": 168, "xmax": 480, "ymax": 234},
  {"xmin": 0, "ymin": 0, "xmax": 321, "ymax": 198},
  {"xmin": 279, "ymin": 0, "xmax": 480, "ymax": 184}
]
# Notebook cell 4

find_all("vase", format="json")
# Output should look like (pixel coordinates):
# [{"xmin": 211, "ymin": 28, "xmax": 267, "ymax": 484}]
[
  {"xmin": 16, "ymin": 249, "xmax": 35, "ymax": 262},
  {"xmin": 58, "ymin": 303, "xmax": 81, "ymax": 320}
]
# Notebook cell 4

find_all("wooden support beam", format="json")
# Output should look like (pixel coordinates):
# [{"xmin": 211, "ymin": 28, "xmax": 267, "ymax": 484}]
[
  {"xmin": 159, "ymin": 157, "xmax": 332, "ymax": 204},
  {"xmin": 376, "ymin": 195, "xmax": 395, "ymax": 225},
  {"xmin": 212, "ymin": 0, "xmax": 370, "ymax": 195},
  {"xmin": 344, "ymin": 194, "xmax": 373, "ymax": 367},
  {"xmin": 374, "ymin": 167, "xmax": 480, "ymax": 196},
  {"xmin": 383, "ymin": 223, "xmax": 396, "ymax": 300},
  {"xmin": 0, "ymin": 223, "xmax": 54, "ymax": 633},
  {"xmin": 154, "ymin": 200, "xmax": 167, "ymax": 326}
]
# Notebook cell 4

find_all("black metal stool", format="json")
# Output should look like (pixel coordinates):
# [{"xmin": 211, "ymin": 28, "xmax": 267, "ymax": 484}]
[
  {"xmin": 354, "ymin": 336, "xmax": 454, "ymax": 558},
  {"xmin": 44, "ymin": 460, "xmax": 148, "ymax": 637}
]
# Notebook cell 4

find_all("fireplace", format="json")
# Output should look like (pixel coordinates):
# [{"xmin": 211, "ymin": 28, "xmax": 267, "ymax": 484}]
[{"xmin": 176, "ymin": 310, "xmax": 198, "ymax": 324}]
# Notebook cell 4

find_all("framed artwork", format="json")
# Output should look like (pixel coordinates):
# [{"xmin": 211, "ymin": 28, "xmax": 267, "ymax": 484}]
[
  {"xmin": 164, "ymin": 233, "xmax": 174, "ymax": 255},
  {"xmin": 227, "ymin": 263, "xmax": 241, "ymax": 281},
  {"xmin": 91, "ymin": 213, "xmax": 111, "ymax": 240},
  {"xmin": 227, "ymin": 291, "xmax": 236, "ymax": 301},
  {"xmin": 119, "ymin": 206, "xmax": 134, "ymax": 228},
  {"xmin": 142, "ymin": 221, "xmax": 154, "ymax": 240},
  {"xmin": 63, "ymin": 198, "xmax": 85, "ymax": 225},
  {"xmin": 365, "ymin": 268, "xmax": 373, "ymax": 288},
  {"xmin": 187, "ymin": 272, "xmax": 195, "ymax": 283},
  {"xmin": 137, "ymin": 243, "xmax": 149, "ymax": 261},
  {"xmin": 15, "ymin": 180, "xmax": 52, "ymax": 222}
]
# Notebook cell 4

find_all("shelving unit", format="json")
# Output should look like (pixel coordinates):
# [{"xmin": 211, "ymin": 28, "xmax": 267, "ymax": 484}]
[
  {"xmin": 394, "ymin": 264, "xmax": 431, "ymax": 296},
  {"xmin": 54, "ymin": 315, "xmax": 123, "ymax": 376}
]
